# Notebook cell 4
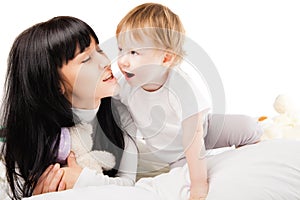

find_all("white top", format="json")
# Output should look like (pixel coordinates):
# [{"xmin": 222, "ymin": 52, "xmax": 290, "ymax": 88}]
[
  {"xmin": 116, "ymin": 66, "xmax": 210, "ymax": 164},
  {"xmin": 71, "ymin": 99, "xmax": 138, "ymax": 188}
]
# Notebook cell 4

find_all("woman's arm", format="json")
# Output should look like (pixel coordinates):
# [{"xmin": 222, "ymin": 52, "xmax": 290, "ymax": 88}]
[{"xmin": 182, "ymin": 112, "xmax": 209, "ymax": 200}]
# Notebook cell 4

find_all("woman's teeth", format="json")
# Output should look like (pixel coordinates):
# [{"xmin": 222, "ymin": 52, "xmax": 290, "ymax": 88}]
[{"xmin": 103, "ymin": 73, "xmax": 114, "ymax": 81}]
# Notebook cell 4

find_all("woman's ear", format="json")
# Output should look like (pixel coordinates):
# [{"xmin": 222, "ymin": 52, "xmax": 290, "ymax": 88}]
[
  {"xmin": 162, "ymin": 52, "xmax": 175, "ymax": 67},
  {"xmin": 59, "ymin": 82, "xmax": 66, "ymax": 94}
]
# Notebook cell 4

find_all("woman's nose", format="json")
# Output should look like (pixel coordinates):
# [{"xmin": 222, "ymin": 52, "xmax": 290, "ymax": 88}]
[{"xmin": 97, "ymin": 54, "xmax": 111, "ymax": 69}]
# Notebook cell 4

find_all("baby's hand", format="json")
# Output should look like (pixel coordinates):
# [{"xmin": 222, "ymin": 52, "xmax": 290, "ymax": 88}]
[
  {"xmin": 189, "ymin": 182, "xmax": 208, "ymax": 200},
  {"xmin": 189, "ymin": 193, "xmax": 207, "ymax": 200},
  {"xmin": 189, "ymin": 198, "xmax": 206, "ymax": 200}
]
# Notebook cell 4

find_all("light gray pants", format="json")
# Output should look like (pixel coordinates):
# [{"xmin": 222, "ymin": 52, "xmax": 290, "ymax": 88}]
[
  {"xmin": 137, "ymin": 113, "xmax": 263, "ymax": 171},
  {"xmin": 203, "ymin": 114, "xmax": 263, "ymax": 149},
  {"xmin": 170, "ymin": 114, "xmax": 263, "ymax": 168}
]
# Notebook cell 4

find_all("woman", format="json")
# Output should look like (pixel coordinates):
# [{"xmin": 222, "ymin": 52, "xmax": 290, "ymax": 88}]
[{"xmin": 0, "ymin": 16, "xmax": 137, "ymax": 199}]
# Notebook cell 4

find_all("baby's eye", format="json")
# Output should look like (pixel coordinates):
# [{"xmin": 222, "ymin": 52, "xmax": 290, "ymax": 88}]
[
  {"xmin": 130, "ymin": 50, "xmax": 138, "ymax": 55},
  {"xmin": 82, "ymin": 56, "xmax": 91, "ymax": 63},
  {"xmin": 118, "ymin": 47, "xmax": 123, "ymax": 52}
]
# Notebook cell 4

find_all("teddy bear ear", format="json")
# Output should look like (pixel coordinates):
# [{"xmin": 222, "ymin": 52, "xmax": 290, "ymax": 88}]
[
  {"xmin": 82, "ymin": 122, "xmax": 93, "ymax": 133},
  {"xmin": 72, "ymin": 122, "xmax": 93, "ymax": 135},
  {"xmin": 273, "ymin": 94, "xmax": 294, "ymax": 114}
]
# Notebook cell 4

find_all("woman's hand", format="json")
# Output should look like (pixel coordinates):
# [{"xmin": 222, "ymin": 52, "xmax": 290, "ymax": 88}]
[
  {"xmin": 33, "ymin": 151, "xmax": 82, "ymax": 195},
  {"xmin": 33, "ymin": 163, "xmax": 65, "ymax": 195},
  {"xmin": 61, "ymin": 151, "xmax": 83, "ymax": 189}
]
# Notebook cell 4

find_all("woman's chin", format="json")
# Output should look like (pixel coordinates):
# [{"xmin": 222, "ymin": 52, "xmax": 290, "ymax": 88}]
[{"xmin": 99, "ymin": 85, "xmax": 120, "ymax": 99}]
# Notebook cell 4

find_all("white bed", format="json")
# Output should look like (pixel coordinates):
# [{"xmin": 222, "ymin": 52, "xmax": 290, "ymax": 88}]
[{"xmin": 18, "ymin": 139, "xmax": 300, "ymax": 200}]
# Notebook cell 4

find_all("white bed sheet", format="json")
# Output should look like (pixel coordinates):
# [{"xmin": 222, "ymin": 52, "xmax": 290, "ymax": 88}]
[{"xmin": 20, "ymin": 139, "xmax": 300, "ymax": 200}]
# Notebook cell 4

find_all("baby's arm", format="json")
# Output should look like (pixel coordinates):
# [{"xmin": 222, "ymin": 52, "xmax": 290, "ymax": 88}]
[
  {"xmin": 182, "ymin": 112, "xmax": 208, "ymax": 200},
  {"xmin": 73, "ymin": 135, "xmax": 137, "ymax": 188}
]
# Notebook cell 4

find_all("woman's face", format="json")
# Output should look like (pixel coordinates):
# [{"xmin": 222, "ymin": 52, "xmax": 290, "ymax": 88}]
[{"xmin": 59, "ymin": 38, "xmax": 119, "ymax": 109}]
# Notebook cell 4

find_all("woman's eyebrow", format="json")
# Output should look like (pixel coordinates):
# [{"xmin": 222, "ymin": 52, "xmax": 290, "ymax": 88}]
[
  {"xmin": 74, "ymin": 46, "xmax": 91, "ymax": 58},
  {"xmin": 73, "ymin": 48, "xmax": 83, "ymax": 57}
]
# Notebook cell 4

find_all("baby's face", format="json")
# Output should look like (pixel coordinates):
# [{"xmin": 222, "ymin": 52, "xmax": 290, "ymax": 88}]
[{"xmin": 117, "ymin": 33, "xmax": 169, "ymax": 90}]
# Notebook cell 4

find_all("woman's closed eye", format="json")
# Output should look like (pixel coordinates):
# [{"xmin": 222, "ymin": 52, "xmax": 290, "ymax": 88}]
[
  {"xmin": 81, "ymin": 47, "xmax": 104, "ymax": 63},
  {"xmin": 82, "ymin": 56, "xmax": 91, "ymax": 63}
]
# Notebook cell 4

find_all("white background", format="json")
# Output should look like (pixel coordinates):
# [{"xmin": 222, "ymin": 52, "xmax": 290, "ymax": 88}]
[{"xmin": 0, "ymin": 0, "xmax": 299, "ymax": 117}]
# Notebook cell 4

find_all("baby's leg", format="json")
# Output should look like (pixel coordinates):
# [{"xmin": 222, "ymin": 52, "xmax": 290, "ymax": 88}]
[{"xmin": 203, "ymin": 114, "xmax": 263, "ymax": 149}]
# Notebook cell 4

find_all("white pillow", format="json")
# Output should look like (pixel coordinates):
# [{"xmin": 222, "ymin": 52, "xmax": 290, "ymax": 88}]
[
  {"xmin": 24, "ymin": 185, "xmax": 158, "ymax": 200},
  {"xmin": 135, "ymin": 139, "xmax": 300, "ymax": 200},
  {"xmin": 17, "ymin": 139, "xmax": 300, "ymax": 200},
  {"xmin": 206, "ymin": 139, "xmax": 300, "ymax": 199}
]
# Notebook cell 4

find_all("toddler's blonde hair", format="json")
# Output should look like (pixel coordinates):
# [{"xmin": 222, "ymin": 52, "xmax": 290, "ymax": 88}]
[{"xmin": 116, "ymin": 3, "xmax": 185, "ymax": 66}]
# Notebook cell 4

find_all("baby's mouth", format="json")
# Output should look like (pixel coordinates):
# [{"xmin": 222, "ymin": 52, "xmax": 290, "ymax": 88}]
[{"xmin": 125, "ymin": 71, "xmax": 135, "ymax": 78}]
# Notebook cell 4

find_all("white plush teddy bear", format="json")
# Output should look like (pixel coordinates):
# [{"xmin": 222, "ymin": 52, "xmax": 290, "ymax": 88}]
[
  {"xmin": 260, "ymin": 94, "xmax": 300, "ymax": 140},
  {"xmin": 58, "ymin": 123, "xmax": 116, "ymax": 173}
]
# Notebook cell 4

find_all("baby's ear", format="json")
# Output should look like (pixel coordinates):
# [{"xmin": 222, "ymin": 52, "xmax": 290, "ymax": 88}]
[{"xmin": 162, "ymin": 52, "xmax": 175, "ymax": 67}]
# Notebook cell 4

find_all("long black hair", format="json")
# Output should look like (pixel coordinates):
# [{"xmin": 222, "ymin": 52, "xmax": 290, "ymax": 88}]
[{"xmin": 0, "ymin": 16, "xmax": 124, "ymax": 199}]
